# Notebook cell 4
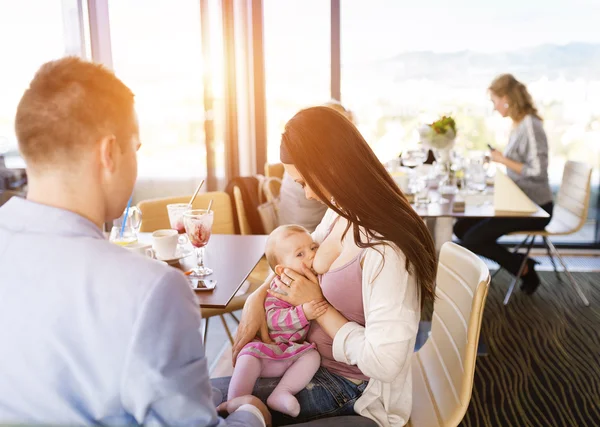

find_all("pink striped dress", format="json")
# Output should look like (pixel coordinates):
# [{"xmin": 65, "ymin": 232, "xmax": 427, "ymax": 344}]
[{"xmin": 237, "ymin": 281, "xmax": 316, "ymax": 360}]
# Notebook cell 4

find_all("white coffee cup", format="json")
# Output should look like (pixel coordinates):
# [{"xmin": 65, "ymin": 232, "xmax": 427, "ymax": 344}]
[{"xmin": 151, "ymin": 229, "xmax": 189, "ymax": 260}]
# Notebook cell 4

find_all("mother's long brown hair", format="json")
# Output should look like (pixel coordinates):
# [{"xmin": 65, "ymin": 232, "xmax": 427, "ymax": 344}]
[{"xmin": 281, "ymin": 106, "xmax": 437, "ymax": 306}]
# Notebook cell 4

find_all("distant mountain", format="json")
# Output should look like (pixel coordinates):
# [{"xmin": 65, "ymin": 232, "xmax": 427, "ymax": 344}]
[{"xmin": 346, "ymin": 43, "xmax": 600, "ymax": 85}]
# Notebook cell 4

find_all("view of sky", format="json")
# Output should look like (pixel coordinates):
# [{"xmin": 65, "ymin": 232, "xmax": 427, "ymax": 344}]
[{"xmin": 341, "ymin": 0, "xmax": 600, "ymax": 62}]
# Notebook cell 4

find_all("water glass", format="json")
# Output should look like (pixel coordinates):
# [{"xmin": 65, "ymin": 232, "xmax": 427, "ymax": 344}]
[
  {"xmin": 109, "ymin": 206, "xmax": 142, "ymax": 246},
  {"xmin": 401, "ymin": 145, "xmax": 428, "ymax": 201},
  {"xmin": 466, "ymin": 159, "xmax": 487, "ymax": 192}
]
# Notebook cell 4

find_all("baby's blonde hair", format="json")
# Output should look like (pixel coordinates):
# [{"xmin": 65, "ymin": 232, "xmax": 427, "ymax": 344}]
[{"xmin": 265, "ymin": 224, "xmax": 310, "ymax": 271}]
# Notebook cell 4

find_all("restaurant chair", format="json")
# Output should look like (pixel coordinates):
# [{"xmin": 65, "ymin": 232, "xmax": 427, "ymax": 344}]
[
  {"xmin": 233, "ymin": 184, "xmax": 272, "ymax": 284},
  {"xmin": 501, "ymin": 161, "xmax": 592, "ymax": 306},
  {"xmin": 137, "ymin": 192, "xmax": 252, "ymax": 346},
  {"xmin": 137, "ymin": 192, "xmax": 234, "ymax": 233},
  {"xmin": 264, "ymin": 162, "xmax": 284, "ymax": 198},
  {"xmin": 265, "ymin": 162, "xmax": 285, "ymax": 179},
  {"xmin": 409, "ymin": 242, "xmax": 490, "ymax": 427}
]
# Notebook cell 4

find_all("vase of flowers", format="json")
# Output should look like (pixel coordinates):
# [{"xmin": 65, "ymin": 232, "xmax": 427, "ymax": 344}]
[
  {"xmin": 418, "ymin": 115, "xmax": 457, "ymax": 152},
  {"xmin": 418, "ymin": 115, "xmax": 458, "ymax": 194}
]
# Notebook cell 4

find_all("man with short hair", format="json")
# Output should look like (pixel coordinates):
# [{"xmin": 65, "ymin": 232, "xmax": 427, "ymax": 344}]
[{"xmin": 0, "ymin": 57, "xmax": 269, "ymax": 427}]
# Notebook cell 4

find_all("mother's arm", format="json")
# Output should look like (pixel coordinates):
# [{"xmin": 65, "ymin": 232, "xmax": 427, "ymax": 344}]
[
  {"xmin": 331, "ymin": 246, "xmax": 420, "ymax": 383},
  {"xmin": 232, "ymin": 210, "xmax": 337, "ymax": 364},
  {"xmin": 270, "ymin": 266, "xmax": 350, "ymax": 337},
  {"xmin": 231, "ymin": 273, "xmax": 274, "ymax": 364}
]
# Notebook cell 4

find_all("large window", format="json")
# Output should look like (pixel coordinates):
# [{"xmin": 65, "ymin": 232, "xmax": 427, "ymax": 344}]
[
  {"xmin": 0, "ymin": 0, "xmax": 86, "ymax": 168},
  {"xmin": 263, "ymin": 0, "xmax": 331, "ymax": 163},
  {"xmin": 108, "ymin": 0, "xmax": 208, "ymax": 199},
  {"xmin": 341, "ymin": 0, "xmax": 600, "ymax": 244}
]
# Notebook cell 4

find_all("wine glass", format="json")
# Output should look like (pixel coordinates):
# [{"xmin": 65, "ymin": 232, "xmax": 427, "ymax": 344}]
[
  {"xmin": 167, "ymin": 203, "xmax": 190, "ymax": 234},
  {"xmin": 401, "ymin": 145, "xmax": 428, "ymax": 168},
  {"xmin": 183, "ymin": 209, "xmax": 214, "ymax": 277},
  {"xmin": 401, "ymin": 144, "xmax": 429, "ymax": 205}
]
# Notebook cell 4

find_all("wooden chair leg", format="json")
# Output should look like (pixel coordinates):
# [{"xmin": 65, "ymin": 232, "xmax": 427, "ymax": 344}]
[
  {"xmin": 545, "ymin": 239, "xmax": 590, "ymax": 306},
  {"xmin": 504, "ymin": 235, "xmax": 535, "ymax": 305},
  {"xmin": 219, "ymin": 315, "xmax": 235, "ymax": 346},
  {"xmin": 228, "ymin": 312, "xmax": 240, "ymax": 324}
]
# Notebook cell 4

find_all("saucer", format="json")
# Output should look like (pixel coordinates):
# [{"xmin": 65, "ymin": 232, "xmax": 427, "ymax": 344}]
[{"xmin": 156, "ymin": 246, "xmax": 194, "ymax": 264}]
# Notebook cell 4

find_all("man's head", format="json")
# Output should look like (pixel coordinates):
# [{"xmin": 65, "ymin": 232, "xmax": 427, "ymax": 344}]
[
  {"xmin": 265, "ymin": 225, "xmax": 318, "ymax": 276},
  {"xmin": 15, "ymin": 57, "xmax": 140, "ymax": 222}
]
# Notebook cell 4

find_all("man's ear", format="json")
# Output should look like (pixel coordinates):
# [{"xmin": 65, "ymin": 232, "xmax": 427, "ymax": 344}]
[
  {"xmin": 98, "ymin": 134, "xmax": 117, "ymax": 173},
  {"xmin": 274, "ymin": 265, "xmax": 285, "ymax": 276}
]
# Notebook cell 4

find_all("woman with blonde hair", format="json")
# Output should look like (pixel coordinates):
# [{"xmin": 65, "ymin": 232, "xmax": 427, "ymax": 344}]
[
  {"xmin": 454, "ymin": 74, "xmax": 553, "ymax": 294},
  {"xmin": 277, "ymin": 100, "xmax": 355, "ymax": 232}
]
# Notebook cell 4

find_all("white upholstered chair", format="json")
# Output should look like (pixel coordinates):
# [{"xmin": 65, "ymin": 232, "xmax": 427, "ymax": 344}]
[{"xmin": 410, "ymin": 242, "xmax": 490, "ymax": 427}]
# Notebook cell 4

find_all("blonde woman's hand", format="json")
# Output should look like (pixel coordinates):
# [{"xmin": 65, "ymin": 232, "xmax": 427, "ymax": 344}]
[{"xmin": 490, "ymin": 149, "xmax": 505, "ymax": 164}]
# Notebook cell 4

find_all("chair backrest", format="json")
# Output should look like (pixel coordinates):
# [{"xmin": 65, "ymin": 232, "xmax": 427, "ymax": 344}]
[
  {"xmin": 137, "ymin": 191, "xmax": 235, "ymax": 234},
  {"xmin": 411, "ymin": 242, "xmax": 490, "ymax": 427},
  {"xmin": 233, "ymin": 186, "xmax": 252, "ymax": 235},
  {"xmin": 264, "ymin": 163, "xmax": 284, "ymax": 197},
  {"xmin": 264, "ymin": 162, "xmax": 284, "ymax": 180},
  {"xmin": 546, "ymin": 160, "xmax": 593, "ymax": 235}
]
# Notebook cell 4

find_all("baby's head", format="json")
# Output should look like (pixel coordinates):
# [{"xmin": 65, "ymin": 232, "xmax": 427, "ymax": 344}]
[{"xmin": 265, "ymin": 225, "xmax": 318, "ymax": 276}]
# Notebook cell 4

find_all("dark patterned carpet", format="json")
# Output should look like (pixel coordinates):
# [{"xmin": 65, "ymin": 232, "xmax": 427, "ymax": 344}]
[{"xmin": 459, "ymin": 270, "xmax": 600, "ymax": 427}]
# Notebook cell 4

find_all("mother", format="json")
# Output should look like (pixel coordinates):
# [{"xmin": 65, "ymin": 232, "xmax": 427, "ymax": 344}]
[{"xmin": 214, "ymin": 107, "xmax": 437, "ymax": 426}]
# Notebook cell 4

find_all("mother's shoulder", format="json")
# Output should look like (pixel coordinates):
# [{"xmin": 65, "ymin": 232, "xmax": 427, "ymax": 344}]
[{"xmin": 361, "ymin": 241, "xmax": 407, "ymax": 266}]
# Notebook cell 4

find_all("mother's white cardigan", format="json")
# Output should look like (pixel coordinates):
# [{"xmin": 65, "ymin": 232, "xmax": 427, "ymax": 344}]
[{"xmin": 312, "ymin": 209, "xmax": 420, "ymax": 427}]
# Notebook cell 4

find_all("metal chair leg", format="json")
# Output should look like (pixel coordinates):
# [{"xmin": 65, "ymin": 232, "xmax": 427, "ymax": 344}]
[
  {"xmin": 542, "ymin": 236, "xmax": 561, "ymax": 281},
  {"xmin": 219, "ymin": 314, "xmax": 235, "ymax": 346},
  {"xmin": 512, "ymin": 235, "xmax": 532, "ymax": 254},
  {"xmin": 545, "ymin": 239, "xmax": 590, "ymax": 306},
  {"xmin": 202, "ymin": 317, "xmax": 209, "ymax": 346},
  {"xmin": 492, "ymin": 234, "xmax": 531, "ymax": 280},
  {"xmin": 504, "ymin": 235, "xmax": 535, "ymax": 305}
]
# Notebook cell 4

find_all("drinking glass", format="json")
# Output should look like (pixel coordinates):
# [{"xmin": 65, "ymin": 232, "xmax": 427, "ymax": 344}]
[
  {"xmin": 466, "ymin": 157, "xmax": 487, "ymax": 192},
  {"xmin": 401, "ymin": 144, "xmax": 429, "ymax": 204},
  {"xmin": 401, "ymin": 146, "xmax": 428, "ymax": 168},
  {"xmin": 167, "ymin": 203, "xmax": 190, "ymax": 234},
  {"xmin": 109, "ymin": 206, "xmax": 142, "ymax": 246},
  {"xmin": 183, "ymin": 209, "xmax": 214, "ymax": 277}
]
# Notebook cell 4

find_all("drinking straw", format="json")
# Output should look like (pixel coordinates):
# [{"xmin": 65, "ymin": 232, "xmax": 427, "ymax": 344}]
[
  {"xmin": 207, "ymin": 199, "xmax": 213, "ymax": 212},
  {"xmin": 188, "ymin": 179, "xmax": 205, "ymax": 207},
  {"xmin": 120, "ymin": 195, "xmax": 133, "ymax": 239}
]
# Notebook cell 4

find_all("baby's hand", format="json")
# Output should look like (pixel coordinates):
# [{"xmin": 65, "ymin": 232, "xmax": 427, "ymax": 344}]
[{"xmin": 303, "ymin": 299, "xmax": 328, "ymax": 320}]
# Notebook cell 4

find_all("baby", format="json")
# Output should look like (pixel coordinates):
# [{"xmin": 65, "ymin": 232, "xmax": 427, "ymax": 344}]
[{"xmin": 227, "ymin": 225, "xmax": 327, "ymax": 417}]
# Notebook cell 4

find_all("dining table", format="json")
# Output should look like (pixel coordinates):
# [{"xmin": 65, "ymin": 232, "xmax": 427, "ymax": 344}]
[
  {"xmin": 138, "ymin": 233, "xmax": 268, "ymax": 309},
  {"xmin": 411, "ymin": 170, "xmax": 550, "ymax": 251}
]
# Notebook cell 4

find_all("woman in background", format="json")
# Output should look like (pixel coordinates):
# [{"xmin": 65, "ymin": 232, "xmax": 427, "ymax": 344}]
[
  {"xmin": 277, "ymin": 100, "xmax": 354, "ymax": 232},
  {"xmin": 454, "ymin": 74, "xmax": 553, "ymax": 294}
]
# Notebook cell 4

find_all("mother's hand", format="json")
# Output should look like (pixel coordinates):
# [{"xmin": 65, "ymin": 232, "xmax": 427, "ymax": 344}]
[{"xmin": 270, "ymin": 264, "xmax": 324, "ymax": 306}]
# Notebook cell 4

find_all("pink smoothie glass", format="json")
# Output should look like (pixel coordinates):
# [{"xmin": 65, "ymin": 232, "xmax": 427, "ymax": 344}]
[{"xmin": 183, "ymin": 209, "xmax": 214, "ymax": 277}]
